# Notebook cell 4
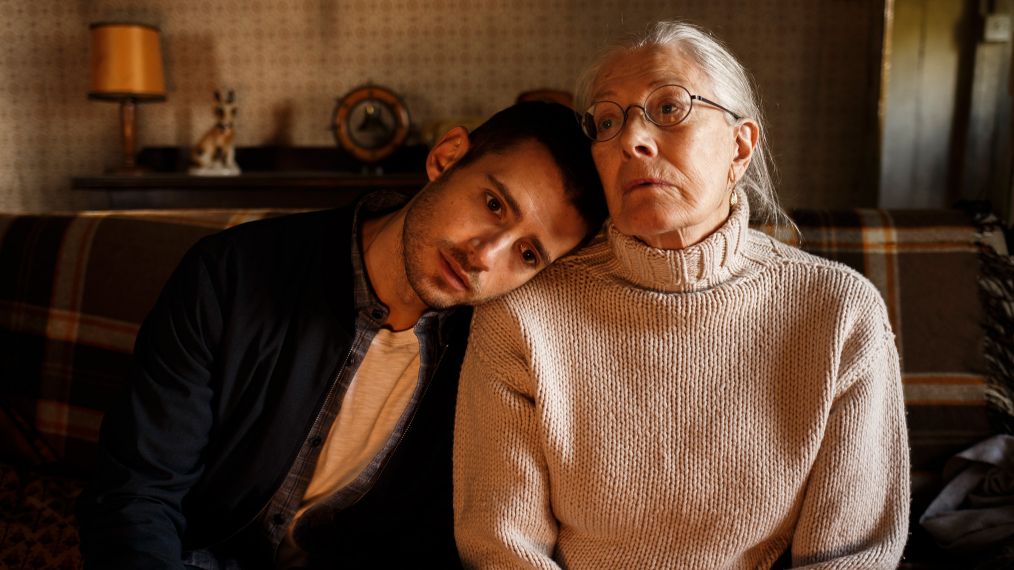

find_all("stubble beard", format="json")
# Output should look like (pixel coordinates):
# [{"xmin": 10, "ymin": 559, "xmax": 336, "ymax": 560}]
[{"xmin": 401, "ymin": 180, "xmax": 470, "ymax": 310}]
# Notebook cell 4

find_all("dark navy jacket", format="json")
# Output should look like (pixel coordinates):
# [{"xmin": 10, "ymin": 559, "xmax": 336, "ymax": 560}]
[{"xmin": 78, "ymin": 204, "xmax": 471, "ymax": 569}]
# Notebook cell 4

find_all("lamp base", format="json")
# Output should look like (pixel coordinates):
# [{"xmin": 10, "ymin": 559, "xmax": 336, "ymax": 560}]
[{"xmin": 109, "ymin": 98, "xmax": 144, "ymax": 174}]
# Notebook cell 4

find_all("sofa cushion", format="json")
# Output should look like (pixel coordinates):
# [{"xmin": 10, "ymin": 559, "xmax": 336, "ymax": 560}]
[{"xmin": 0, "ymin": 210, "xmax": 286, "ymax": 477}]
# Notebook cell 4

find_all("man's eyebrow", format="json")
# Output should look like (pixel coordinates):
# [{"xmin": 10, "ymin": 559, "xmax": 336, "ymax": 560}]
[
  {"xmin": 527, "ymin": 234, "xmax": 552, "ymax": 265},
  {"xmin": 487, "ymin": 173, "xmax": 554, "ymax": 265},
  {"xmin": 487, "ymin": 174, "xmax": 522, "ymax": 219}
]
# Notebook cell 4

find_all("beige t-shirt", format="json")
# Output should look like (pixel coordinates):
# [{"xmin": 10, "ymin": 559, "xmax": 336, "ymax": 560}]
[
  {"xmin": 278, "ymin": 327, "xmax": 421, "ymax": 566},
  {"xmin": 300, "ymin": 327, "xmax": 421, "ymax": 506}
]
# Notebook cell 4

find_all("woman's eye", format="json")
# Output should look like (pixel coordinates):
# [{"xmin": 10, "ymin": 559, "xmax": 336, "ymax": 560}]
[
  {"xmin": 520, "ymin": 246, "xmax": 539, "ymax": 267},
  {"xmin": 486, "ymin": 193, "xmax": 502, "ymax": 214}
]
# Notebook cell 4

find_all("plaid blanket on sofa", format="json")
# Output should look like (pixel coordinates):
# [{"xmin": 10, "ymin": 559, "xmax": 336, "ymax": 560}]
[
  {"xmin": 781, "ymin": 208, "xmax": 1012, "ymax": 568},
  {"xmin": 784, "ymin": 208, "xmax": 1006, "ymax": 505},
  {"xmin": 0, "ymin": 210, "xmax": 286, "ymax": 478},
  {"xmin": 0, "ymin": 210, "xmax": 289, "ymax": 569}
]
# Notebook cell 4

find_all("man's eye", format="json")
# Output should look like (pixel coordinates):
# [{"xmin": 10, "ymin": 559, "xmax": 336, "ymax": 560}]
[
  {"xmin": 520, "ymin": 246, "xmax": 539, "ymax": 267},
  {"xmin": 485, "ymin": 193, "xmax": 502, "ymax": 214}
]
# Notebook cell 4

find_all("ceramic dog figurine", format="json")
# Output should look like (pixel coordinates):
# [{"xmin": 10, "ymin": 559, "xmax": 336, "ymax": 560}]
[{"xmin": 190, "ymin": 89, "xmax": 240, "ymax": 175}]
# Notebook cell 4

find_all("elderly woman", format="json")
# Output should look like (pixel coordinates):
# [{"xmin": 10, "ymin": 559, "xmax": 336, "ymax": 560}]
[{"xmin": 453, "ymin": 20, "xmax": 909, "ymax": 569}]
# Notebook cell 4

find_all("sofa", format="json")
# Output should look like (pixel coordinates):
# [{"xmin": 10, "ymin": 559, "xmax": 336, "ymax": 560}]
[{"xmin": 0, "ymin": 206, "xmax": 1010, "ymax": 569}]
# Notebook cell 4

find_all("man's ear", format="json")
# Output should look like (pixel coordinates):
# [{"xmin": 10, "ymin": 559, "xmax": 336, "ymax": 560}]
[
  {"xmin": 426, "ymin": 126, "xmax": 471, "ymax": 182},
  {"xmin": 731, "ymin": 119, "xmax": 759, "ymax": 180}
]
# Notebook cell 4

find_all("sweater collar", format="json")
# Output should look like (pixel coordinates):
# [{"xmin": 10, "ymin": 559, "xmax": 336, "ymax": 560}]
[{"xmin": 607, "ymin": 190, "xmax": 751, "ymax": 293}]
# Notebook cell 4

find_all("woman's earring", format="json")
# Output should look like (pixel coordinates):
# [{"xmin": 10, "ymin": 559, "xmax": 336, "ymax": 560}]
[{"xmin": 728, "ymin": 169, "xmax": 739, "ymax": 207}]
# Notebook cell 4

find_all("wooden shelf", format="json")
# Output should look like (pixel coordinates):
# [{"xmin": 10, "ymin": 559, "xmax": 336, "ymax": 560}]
[
  {"xmin": 72, "ymin": 172, "xmax": 427, "ymax": 209},
  {"xmin": 72, "ymin": 146, "xmax": 429, "ymax": 209}
]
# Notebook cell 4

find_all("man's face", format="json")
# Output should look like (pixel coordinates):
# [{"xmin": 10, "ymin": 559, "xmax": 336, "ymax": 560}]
[{"xmin": 402, "ymin": 139, "xmax": 588, "ymax": 308}]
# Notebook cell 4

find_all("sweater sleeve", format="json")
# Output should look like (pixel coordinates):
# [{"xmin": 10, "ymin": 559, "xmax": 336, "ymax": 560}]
[
  {"xmin": 77, "ymin": 239, "xmax": 224, "ymax": 570},
  {"xmin": 790, "ymin": 303, "xmax": 911, "ymax": 569},
  {"xmin": 453, "ymin": 300, "xmax": 561, "ymax": 569}
]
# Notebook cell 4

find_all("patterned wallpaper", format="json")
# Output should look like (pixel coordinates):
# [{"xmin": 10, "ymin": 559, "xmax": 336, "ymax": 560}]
[{"xmin": 0, "ymin": 0, "xmax": 884, "ymax": 212}]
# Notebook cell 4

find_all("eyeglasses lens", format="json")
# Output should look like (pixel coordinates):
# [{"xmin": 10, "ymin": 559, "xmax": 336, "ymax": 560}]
[{"xmin": 581, "ymin": 85, "xmax": 693, "ymax": 142}]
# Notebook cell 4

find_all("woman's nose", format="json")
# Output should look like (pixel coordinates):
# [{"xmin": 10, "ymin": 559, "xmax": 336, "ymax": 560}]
[{"xmin": 618, "ymin": 110, "xmax": 659, "ymax": 159}]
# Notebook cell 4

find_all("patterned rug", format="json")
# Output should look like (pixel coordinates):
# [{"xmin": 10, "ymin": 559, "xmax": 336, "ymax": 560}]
[{"xmin": 0, "ymin": 463, "xmax": 82, "ymax": 570}]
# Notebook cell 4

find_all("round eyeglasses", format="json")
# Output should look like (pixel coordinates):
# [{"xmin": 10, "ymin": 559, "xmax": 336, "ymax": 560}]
[{"xmin": 578, "ymin": 84, "xmax": 743, "ymax": 142}]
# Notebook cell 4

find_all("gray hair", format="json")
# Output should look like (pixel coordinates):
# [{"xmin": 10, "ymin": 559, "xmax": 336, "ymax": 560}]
[{"xmin": 576, "ymin": 20, "xmax": 792, "ymax": 228}]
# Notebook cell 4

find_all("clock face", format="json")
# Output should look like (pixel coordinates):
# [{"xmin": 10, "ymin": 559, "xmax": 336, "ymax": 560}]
[
  {"xmin": 346, "ymin": 99, "xmax": 397, "ymax": 150},
  {"xmin": 333, "ymin": 85, "xmax": 411, "ymax": 163}
]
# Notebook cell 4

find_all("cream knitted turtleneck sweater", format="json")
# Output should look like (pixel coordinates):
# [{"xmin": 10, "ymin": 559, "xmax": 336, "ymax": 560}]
[{"xmin": 453, "ymin": 197, "xmax": 910, "ymax": 569}]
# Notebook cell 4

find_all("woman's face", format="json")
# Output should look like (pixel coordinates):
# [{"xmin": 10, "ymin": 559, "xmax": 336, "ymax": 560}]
[{"xmin": 589, "ymin": 45, "xmax": 755, "ymax": 249}]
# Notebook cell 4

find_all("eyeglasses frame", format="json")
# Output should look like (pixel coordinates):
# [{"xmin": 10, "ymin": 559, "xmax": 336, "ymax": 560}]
[{"xmin": 578, "ymin": 84, "xmax": 744, "ymax": 143}]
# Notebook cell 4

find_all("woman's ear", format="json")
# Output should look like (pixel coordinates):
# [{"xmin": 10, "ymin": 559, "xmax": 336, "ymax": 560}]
[
  {"xmin": 426, "ymin": 126, "xmax": 471, "ymax": 181},
  {"xmin": 731, "ymin": 119, "xmax": 759, "ymax": 179}
]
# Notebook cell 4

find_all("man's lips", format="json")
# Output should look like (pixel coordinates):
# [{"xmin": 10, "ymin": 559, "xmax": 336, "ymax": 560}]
[
  {"xmin": 438, "ymin": 251, "xmax": 471, "ymax": 292},
  {"xmin": 622, "ymin": 178, "xmax": 673, "ymax": 193}
]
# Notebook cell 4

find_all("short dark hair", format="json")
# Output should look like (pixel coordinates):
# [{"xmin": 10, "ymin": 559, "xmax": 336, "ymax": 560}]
[{"xmin": 451, "ymin": 101, "xmax": 607, "ymax": 240}]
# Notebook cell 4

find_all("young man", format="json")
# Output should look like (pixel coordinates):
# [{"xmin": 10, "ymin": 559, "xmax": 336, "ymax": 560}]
[{"xmin": 78, "ymin": 102, "xmax": 606, "ymax": 569}]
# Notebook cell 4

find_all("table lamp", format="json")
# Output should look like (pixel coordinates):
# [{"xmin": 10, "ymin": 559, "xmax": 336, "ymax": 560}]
[{"xmin": 88, "ymin": 22, "xmax": 166, "ymax": 173}]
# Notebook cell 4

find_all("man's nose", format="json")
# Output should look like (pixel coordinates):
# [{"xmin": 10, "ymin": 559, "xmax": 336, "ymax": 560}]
[
  {"xmin": 467, "ymin": 231, "xmax": 513, "ymax": 271},
  {"xmin": 619, "ymin": 108, "xmax": 659, "ymax": 159}
]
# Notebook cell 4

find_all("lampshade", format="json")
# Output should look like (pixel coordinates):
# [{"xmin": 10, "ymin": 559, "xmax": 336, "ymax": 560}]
[{"xmin": 88, "ymin": 23, "xmax": 166, "ymax": 101}]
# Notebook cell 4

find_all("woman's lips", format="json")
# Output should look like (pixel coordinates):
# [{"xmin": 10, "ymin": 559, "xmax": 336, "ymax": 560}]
[{"xmin": 622, "ymin": 178, "xmax": 672, "ymax": 193}]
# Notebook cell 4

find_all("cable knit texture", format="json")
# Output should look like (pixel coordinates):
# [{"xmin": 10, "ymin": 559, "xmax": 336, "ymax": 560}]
[{"xmin": 453, "ymin": 195, "xmax": 911, "ymax": 569}]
